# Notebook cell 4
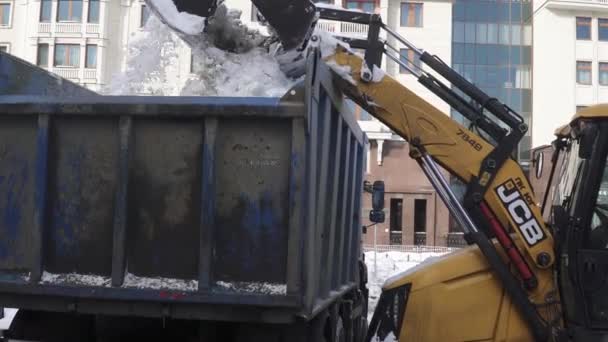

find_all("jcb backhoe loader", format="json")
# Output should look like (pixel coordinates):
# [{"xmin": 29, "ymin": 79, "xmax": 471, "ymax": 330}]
[{"xmin": 147, "ymin": 0, "xmax": 608, "ymax": 341}]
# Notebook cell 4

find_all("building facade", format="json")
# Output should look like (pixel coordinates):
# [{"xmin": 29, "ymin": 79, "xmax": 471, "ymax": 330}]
[{"xmin": 533, "ymin": 0, "xmax": 608, "ymax": 147}]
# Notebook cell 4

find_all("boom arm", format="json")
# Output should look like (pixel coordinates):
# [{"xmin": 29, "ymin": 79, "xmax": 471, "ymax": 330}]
[{"xmin": 311, "ymin": 15, "xmax": 554, "ymax": 341}]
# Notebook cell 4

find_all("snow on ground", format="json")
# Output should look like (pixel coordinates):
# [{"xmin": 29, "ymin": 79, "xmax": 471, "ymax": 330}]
[{"xmin": 364, "ymin": 250, "xmax": 453, "ymax": 341}]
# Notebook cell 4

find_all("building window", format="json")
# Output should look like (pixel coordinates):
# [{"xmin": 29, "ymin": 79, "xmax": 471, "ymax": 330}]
[
  {"xmin": 88, "ymin": 0, "xmax": 99, "ymax": 23},
  {"xmin": 141, "ymin": 4, "xmax": 150, "ymax": 27},
  {"xmin": 0, "ymin": 44, "xmax": 7, "ymax": 53},
  {"xmin": 54, "ymin": 44, "xmax": 80, "ymax": 67},
  {"xmin": 85, "ymin": 44, "xmax": 97, "ymax": 68},
  {"xmin": 0, "ymin": 3, "xmax": 11, "ymax": 26},
  {"xmin": 345, "ymin": 0, "xmax": 375, "ymax": 13},
  {"xmin": 600, "ymin": 19, "xmax": 608, "ymax": 41},
  {"xmin": 40, "ymin": 0, "xmax": 52, "ymax": 22},
  {"xmin": 577, "ymin": 17, "xmax": 591, "ymax": 40},
  {"xmin": 600, "ymin": 63, "xmax": 608, "ymax": 86},
  {"xmin": 57, "ymin": 0, "xmax": 82, "ymax": 22},
  {"xmin": 577, "ymin": 61, "xmax": 592, "ymax": 85},
  {"xmin": 37, "ymin": 44, "xmax": 49, "ymax": 67},
  {"xmin": 399, "ymin": 48, "xmax": 421, "ymax": 74},
  {"xmin": 400, "ymin": 3, "xmax": 422, "ymax": 27}
]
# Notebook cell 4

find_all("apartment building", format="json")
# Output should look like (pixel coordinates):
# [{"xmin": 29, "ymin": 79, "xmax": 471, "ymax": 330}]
[{"xmin": 533, "ymin": 0, "xmax": 608, "ymax": 147}]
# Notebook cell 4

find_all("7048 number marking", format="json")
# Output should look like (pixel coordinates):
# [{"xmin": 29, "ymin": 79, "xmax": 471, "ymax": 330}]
[{"xmin": 457, "ymin": 129, "xmax": 483, "ymax": 151}]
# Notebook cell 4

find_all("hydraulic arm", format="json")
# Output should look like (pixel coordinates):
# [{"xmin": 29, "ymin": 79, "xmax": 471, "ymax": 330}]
[{"xmin": 307, "ymin": 10, "xmax": 557, "ymax": 341}]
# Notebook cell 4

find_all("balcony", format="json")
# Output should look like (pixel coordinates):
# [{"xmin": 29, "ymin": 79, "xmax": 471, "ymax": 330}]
[
  {"xmin": 447, "ymin": 233, "xmax": 468, "ymax": 248},
  {"xmin": 86, "ymin": 24, "xmax": 100, "ymax": 34},
  {"xmin": 83, "ymin": 69, "xmax": 97, "ymax": 80},
  {"xmin": 316, "ymin": 19, "xmax": 368, "ymax": 37},
  {"xmin": 389, "ymin": 231, "xmax": 402, "ymax": 245},
  {"xmin": 52, "ymin": 68, "xmax": 79, "ymax": 80},
  {"xmin": 414, "ymin": 232, "xmax": 427, "ymax": 246},
  {"xmin": 56, "ymin": 23, "xmax": 82, "ymax": 34},
  {"xmin": 38, "ymin": 22, "xmax": 51, "ymax": 33}
]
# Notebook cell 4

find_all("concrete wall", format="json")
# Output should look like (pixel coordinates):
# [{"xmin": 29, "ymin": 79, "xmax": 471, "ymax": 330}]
[
  {"xmin": 361, "ymin": 140, "xmax": 450, "ymax": 246},
  {"xmin": 533, "ymin": 0, "xmax": 608, "ymax": 147}
]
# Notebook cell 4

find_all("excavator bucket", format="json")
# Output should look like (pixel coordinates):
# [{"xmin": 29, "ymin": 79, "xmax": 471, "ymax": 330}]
[
  {"xmin": 169, "ymin": 0, "xmax": 217, "ymax": 17},
  {"xmin": 146, "ymin": 0, "xmax": 317, "ymax": 51}
]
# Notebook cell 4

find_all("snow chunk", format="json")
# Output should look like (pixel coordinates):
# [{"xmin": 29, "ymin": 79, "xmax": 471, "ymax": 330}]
[
  {"xmin": 148, "ymin": 0, "xmax": 205, "ymax": 35},
  {"xmin": 123, "ymin": 273, "xmax": 198, "ymax": 292},
  {"xmin": 372, "ymin": 65, "xmax": 386, "ymax": 82},
  {"xmin": 326, "ymin": 60, "xmax": 356, "ymax": 85},
  {"xmin": 215, "ymin": 281, "xmax": 287, "ymax": 295},
  {"xmin": 108, "ymin": 5, "xmax": 295, "ymax": 97},
  {"xmin": 41, "ymin": 272, "xmax": 111, "ymax": 287}
]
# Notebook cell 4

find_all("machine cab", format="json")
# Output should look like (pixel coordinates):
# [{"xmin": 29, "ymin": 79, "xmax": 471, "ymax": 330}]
[{"xmin": 548, "ymin": 105, "xmax": 608, "ymax": 340}]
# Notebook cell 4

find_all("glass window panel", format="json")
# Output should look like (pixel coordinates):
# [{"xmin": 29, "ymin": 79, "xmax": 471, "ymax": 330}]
[
  {"xmin": 465, "ymin": 22, "xmax": 475, "ymax": 43},
  {"xmin": 498, "ymin": 45, "xmax": 510, "ymax": 65},
  {"xmin": 69, "ymin": 45, "xmax": 80, "ymax": 67},
  {"xmin": 499, "ymin": 24, "xmax": 510, "ymax": 45},
  {"xmin": 464, "ymin": 44, "xmax": 475, "ymax": 64},
  {"xmin": 498, "ymin": 2, "xmax": 510, "ymax": 22},
  {"xmin": 453, "ymin": 3, "xmax": 464, "ymax": 21},
  {"xmin": 464, "ymin": 64, "xmax": 474, "ymax": 82},
  {"xmin": 88, "ymin": 0, "xmax": 99, "ymax": 23},
  {"xmin": 454, "ymin": 22, "xmax": 465, "ymax": 43},
  {"xmin": 476, "ymin": 45, "xmax": 488, "ymax": 65},
  {"xmin": 476, "ymin": 65, "xmax": 487, "ymax": 86},
  {"xmin": 476, "ymin": 23, "xmax": 488, "ymax": 44},
  {"xmin": 510, "ymin": 2, "xmax": 521, "ymax": 22},
  {"xmin": 58, "ymin": 0, "xmax": 82, "ymax": 21},
  {"xmin": 487, "ymin": 44, "xmax": 499, "ymax": 64},
  {"xmin": 600, "ymin": 63, "xmax": 608, "ymax": 86},
  {"xmin": 347, "ymin": 2, "xmax": 358, "ymax": 9},
  {"xmin": 577, "ymin": 61, "xmax": 592, "ymax": 85},
  {"xmin": 141, "ymin": 5, "xmax": 150, "ymax": 27},
  {"xmin": 414, "ymin": 3, "xmax": 422, "ymax": 26},
  {"xmin": 54, "ymin": 45, "xmax": 66, "ymax": 66},
  {"xmin": 399, "ymin": 48, "xmax": 421, "ymax": 73},
  {"xmin": 400, "ymin": 2, "xmax": 409, "ymax": 26},
  {"xmin": 600, "ymin": 19, "xmax": 608, "ymax": 41},
  {"xmin": 522, "ymin": 46, "xmax": 532, "ymax": 65},
  {"xmin": 72, "ymin": 0, "xmax": 82, "ymax": 21},
  {"xmin": 453, "ymin": 43, "xmax": 465, "ymax": 63},
  {"xmin": 361, "ymin": 2, "xmax": 374, "ymax": 13},
  {"xmin": 515, "ymin": 65, "xmax": 531, "ymax": 89},
  {"xmin": 40, "ymin": 0, "xmax": 52, "ymax": 22},
  {"xmin": 511, "ymin": 24, "xmax": 521, "ymax": 45},
  {"xmin": 577, "ymin": 17, "xmax": 592, "ymax": 40},
  {"xmin": 523, "ymin": 25, "xmax": 532, "ymax": 46},
  {"xmin": 37, "ymin": 44, "xmax": 49, "ymax": 66},
  {"xmin": 511, "ymin": 46, "xmax": 521, "ymax": 65},
  {"xmin": 487, "ymin": 66, "xmax": 499, "ymax": 86},
  {"xmin": 487, "ymin": 23, "xmax": 498, "ymax": 44},
  {"xmin": 0, "ymin": 46, "xmax": 6, "ymax": 52},
  {"xmin": 86, "ymin": 45, "xmax": 97, "ymax": 68},
  {"xmin": 0, "ymin": 4, "xmax": 10, "ymax": 25}
]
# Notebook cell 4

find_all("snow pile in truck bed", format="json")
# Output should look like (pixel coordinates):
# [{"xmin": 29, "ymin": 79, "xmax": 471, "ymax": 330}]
[
  {"xmin": 107, "ymin": 5, "xmax": 296, "ymax": 97},
  {"xmin": 123, "ymin": 273, "xmax": 199, "ymax": 292},
  {"xmin": 215, "ymin": 281, "xmax": 287, "ymax": 295},
  {"xmin": 41, "ymin": 272, "xmax": 111, "ymax": 287}
]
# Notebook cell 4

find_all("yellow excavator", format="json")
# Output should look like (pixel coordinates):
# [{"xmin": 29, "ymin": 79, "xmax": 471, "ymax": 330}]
[{"xmin": 149, "ymin": 0, "xmax": 608, "ymax": 340}]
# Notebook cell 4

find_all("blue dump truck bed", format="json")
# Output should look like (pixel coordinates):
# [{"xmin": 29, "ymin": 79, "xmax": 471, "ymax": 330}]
[{"xmin": 0, "ymin": 53, "xmax": 367, "ymax": 326}]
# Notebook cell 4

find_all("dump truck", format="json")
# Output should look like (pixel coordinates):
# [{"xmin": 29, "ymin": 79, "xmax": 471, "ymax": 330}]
[{"xmin": 0, "ymin": 50, "xmax": 370, "ymax": 341}]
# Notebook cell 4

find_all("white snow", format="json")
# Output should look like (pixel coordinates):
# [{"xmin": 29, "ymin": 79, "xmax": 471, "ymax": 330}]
[
  {"xmin": 40, "ymin": 272, "xmax": 111, "ymax": 287},
  {"xmin": 108, "ymin": 5, "xmax": 295, "ymax": 97},
  {"xmin": 123, "ymin": 273, "xmax": 198, "ymax": 292},
  {"xmin": 215, "ymin": 281, "xmax": 287, "ymax": 295},
  {"xmin": 148, "ymin": 0, "xmax": 205, "ymax": 35},
  {"xmin": 372, "ymin": 65, "xmax": 386, "ymax": 82},
  {"xmin": 326, "ymin": 60, "xmax": 356, "ymax": 85},
  {"xmin": 0, "ymin": 308, "xmax": 17, "ymax": 331}
]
